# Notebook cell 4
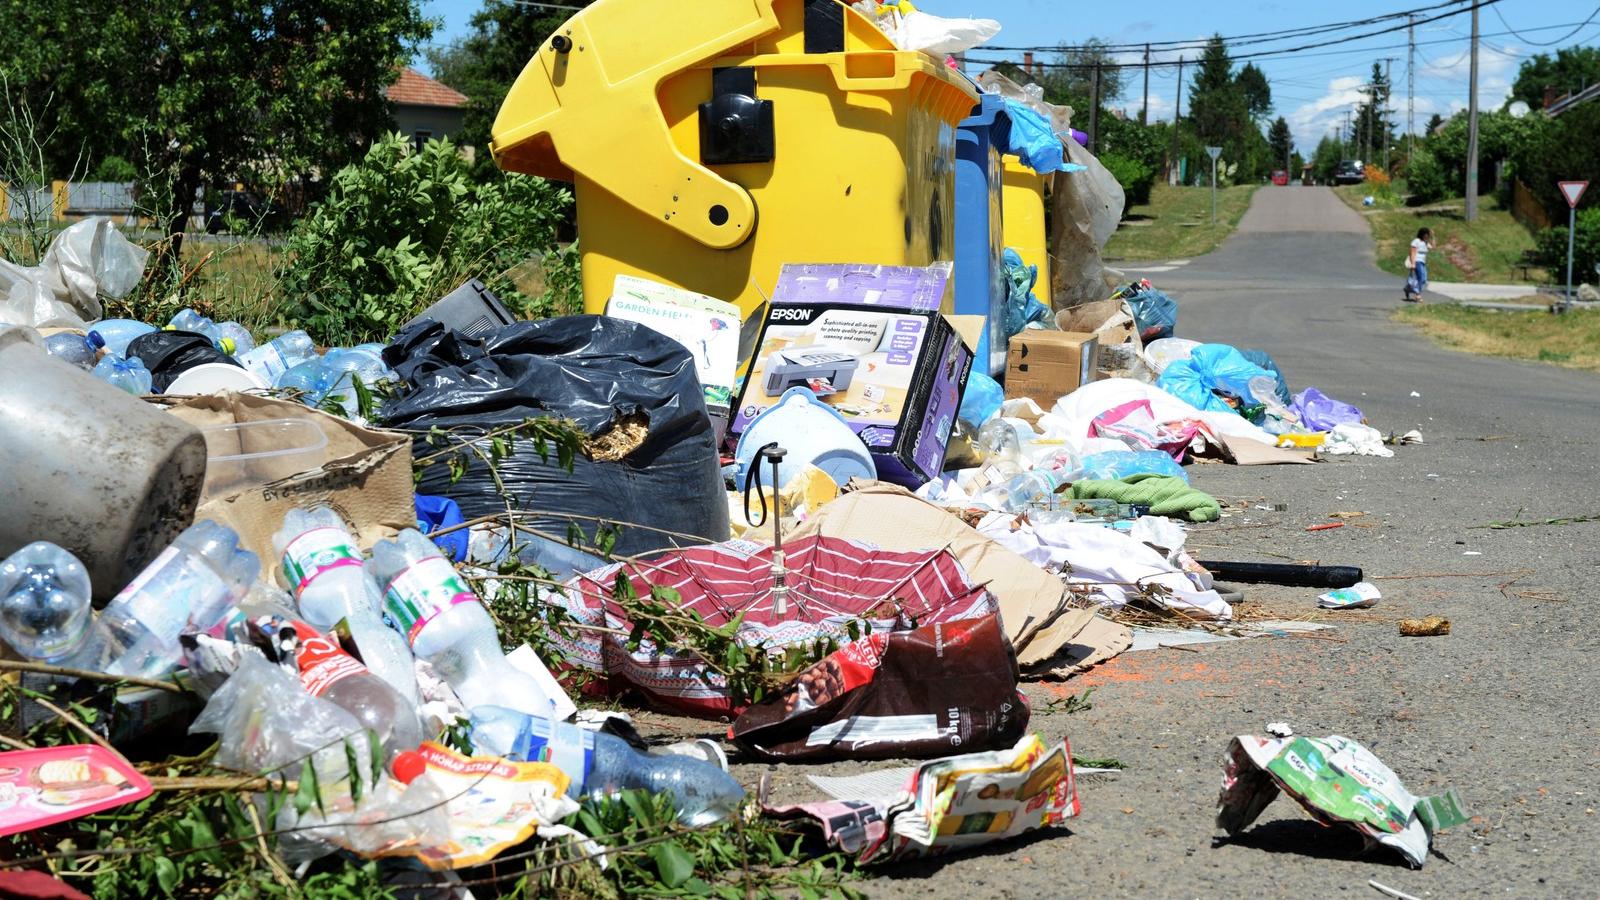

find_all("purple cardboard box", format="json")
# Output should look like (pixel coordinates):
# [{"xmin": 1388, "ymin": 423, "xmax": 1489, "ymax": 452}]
[{"xmin": 729, "ymin": 264, "xmax": 972, "ymax": 488}]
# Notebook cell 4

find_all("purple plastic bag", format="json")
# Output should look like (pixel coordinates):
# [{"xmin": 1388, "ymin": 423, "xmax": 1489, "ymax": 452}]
[{"xmin": 1293, "ymin": 387, "xmax": 1364, "ymax": 431}]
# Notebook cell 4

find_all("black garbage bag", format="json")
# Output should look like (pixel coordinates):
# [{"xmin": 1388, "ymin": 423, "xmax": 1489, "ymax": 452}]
[
  {"xmin": 126, "ymin": 330, "xmax": 243, "ymax": 393},
  {"xmin": 381, "ymin": 316, "xmax": 730, "ymax": 557}
]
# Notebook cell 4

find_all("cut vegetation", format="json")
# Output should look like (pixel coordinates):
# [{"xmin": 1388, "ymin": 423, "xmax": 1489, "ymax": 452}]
[
  {"xmin": 1105, "ymin": 183, "xmax": 1260, "ymax": 262},
  {"xmin": 1334, "ymin": 186, "xmax": 1540, "ymax": 284},
  {"xmin": 1395, "ymin": 303, "xmax": 1600, "ymax": 372}
]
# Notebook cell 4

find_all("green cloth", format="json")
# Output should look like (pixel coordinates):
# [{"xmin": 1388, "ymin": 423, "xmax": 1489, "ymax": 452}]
[{"xmin": 1069, "ymin": 473, "xmax": 1221, "ymax": 523}]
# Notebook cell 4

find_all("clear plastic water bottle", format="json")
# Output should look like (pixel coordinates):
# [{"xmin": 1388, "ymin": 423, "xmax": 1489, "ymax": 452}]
[
  {"xmin": 103, "ymin": 520, "xmax": 260, "ymax": 679},
  {"xmin": 257, "ymin": 616, "xmax": 424, "ymax": 761},
  {"xmin": 169, "ymin": 308, "xmax": 221, "ymax": 342},
  {"xmin": 91, "ymin": 354, "xmax": 154, "ymax": 395},
  {"xmin": 238, "ymin": 331, "xmax": 316, "ymax": 384},
  {"xmin": 215, "ymin": 321, "xmax": 255, "ymax": 356},
  {"xmin": 0, "ymin": 542, "xmax": 111, "ymax": 670},
  {"xmin": 987, "ymin": 469, "xmax": 1067, "ymax": 513},
  {"xmin": 42, "ymin": 332, "xmax": 104, "ymax": 369},
  {"xmin": 277, "ymin": 352, "xmax": 388, "ymax": 418},
  {"xmin": 89, "ymin": 319, "xmax": 157, "ymax": 356},
  {"xmin": 272, "ymin": 506, "xmax": 419, "ymax": 705},
  {"xmin": 467, "ymin": 706, "xmax": 745, "ymax": 825},
  {"xmin": 169, "ymin": 309, "xmax": 252, "ymax": 356},
  {"xmin": 366, "ymin": 530, "xmax": 547, "ymax": 715}
]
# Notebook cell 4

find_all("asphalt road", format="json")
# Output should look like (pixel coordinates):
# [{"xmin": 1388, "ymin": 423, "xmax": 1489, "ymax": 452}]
[{"xmin": 852, "ymin": 186, "xmax": 1600, "ymax": 897}]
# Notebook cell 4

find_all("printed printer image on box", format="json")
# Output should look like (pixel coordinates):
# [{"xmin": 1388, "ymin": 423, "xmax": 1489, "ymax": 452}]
[{"xmin": 732, "ymin": 264, "xmax": 971, "ymax": 487}]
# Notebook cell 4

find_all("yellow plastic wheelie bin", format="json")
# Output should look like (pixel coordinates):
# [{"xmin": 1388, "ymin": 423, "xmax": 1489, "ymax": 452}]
[
  {"xmin": 490, "ymin": 0, "xmax": 979, "ymax": 319},
  {"xmin": 1001, "ymin": 157, "xmax": 1051, "ymax": 303}
]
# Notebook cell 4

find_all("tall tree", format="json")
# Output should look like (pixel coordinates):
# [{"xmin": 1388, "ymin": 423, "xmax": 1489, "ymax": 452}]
[
  {"xmin": 1186, "ymin": 36, "xmax": 1261, "ymax": 178},
  {"xmin": 1237, "ymin": 62, "xmax": 1273, "ymax": 121},
  {"xmin": 1031, "ymin": 38, "xmax": 1125, "ymax": 110},
  {"xmin": 1425, "ymin": 112, "xmax": 1445, "ymax": 135},
  {"xmin": 1267, "ymin": 117, "xmax": 1293, "ymax": 171},
  {"xmin": 0, "ymin": 0, "xmax": 433, "ymax": 275},
  {"xmin": 426, "ymin": 0, "xmax": 597, "ymax": 173},
  {"xmin": 1350, "ymin": 61, "xmax": 1394, "ymax": 167},
  {"xmin": 1511, "ymin": 47, "xmax": 1600, "ymax": 109}
]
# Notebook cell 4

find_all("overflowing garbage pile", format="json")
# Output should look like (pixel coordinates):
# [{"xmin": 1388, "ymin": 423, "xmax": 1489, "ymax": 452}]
[{"xmin": 0, "ymin": 0, "xmax": 1456, "ymax": 894}]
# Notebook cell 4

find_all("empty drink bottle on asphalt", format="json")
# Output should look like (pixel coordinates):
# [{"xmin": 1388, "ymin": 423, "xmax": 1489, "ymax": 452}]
[
  {"xmin": 366, "ymin": 529, "xmax": 548, "ymax": 715},
  {"xmin": 0, "ymin": 542, "xmax": 110, "ymax": 671},
  {"xmin": 468, "ymin": 706, "xmax": 746, "ymax": 825},
  {"xmin": 273, "ymin": 506, "xmax": 419, "ymax": 704},
  {"xmin": 103, "ymin": 520, "xmax": 260, "ymax": 679},
  {"xmin": 257, "ymin": 616, "xmax": 424, "ymax": 761},
  {"xmin": 238, "ymin": 330, "xmax": 315, "ymax": 384}
]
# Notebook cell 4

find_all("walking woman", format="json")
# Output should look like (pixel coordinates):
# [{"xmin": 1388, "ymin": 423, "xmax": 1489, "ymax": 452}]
[{"xmin": 1404, "ymin": 227, "xmax": 1434, "ymax": 302}]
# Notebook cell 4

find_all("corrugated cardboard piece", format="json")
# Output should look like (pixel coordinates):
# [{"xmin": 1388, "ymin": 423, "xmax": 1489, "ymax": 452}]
[
  {"xmin": 1006, "ymin": 331, "xmax": 1099, "ymax": 411},
  {"xmin": 162, "ymin": 393, "xmax": 415, "ymax": 563},
  {"xmin": 785, "ymin": 481, "xmax": 1129, "ymax": 677}
]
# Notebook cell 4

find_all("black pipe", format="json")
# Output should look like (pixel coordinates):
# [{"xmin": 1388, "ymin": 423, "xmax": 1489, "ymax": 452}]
[{"xmin": 1197, "ymin": 560, "xmax": 1363, "ymax": 589}]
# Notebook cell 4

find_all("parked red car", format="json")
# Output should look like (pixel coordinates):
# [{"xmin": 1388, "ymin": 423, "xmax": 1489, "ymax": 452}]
[{"xmin": 1270, "ymin": 170, "xmax": 1290, "ymax": 186}]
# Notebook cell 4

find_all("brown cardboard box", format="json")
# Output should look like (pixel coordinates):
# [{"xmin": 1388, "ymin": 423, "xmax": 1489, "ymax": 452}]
[
  {"xmin": 161, "ymin": 393, "xmax": 415, "ymax": 564},
  {"xmin": 1005, "ymin": 331, "xmax": 1099, "ymax": 410}
]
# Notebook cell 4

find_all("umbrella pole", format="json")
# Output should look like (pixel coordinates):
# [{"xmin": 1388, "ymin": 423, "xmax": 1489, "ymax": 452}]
[{"xmin": 762, "ymin": 446, "xmax": 790, "ymax": 617}]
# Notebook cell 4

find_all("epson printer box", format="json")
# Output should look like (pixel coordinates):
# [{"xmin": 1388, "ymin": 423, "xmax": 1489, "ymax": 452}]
[{"xmin": 730, "ymin": 264, "xmax": 972, "ymax": 487}]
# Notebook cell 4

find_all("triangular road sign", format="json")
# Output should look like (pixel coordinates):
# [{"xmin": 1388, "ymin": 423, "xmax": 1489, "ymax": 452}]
[{"xmin": 1559, "ymin": 180, "xmax": 1588, "ymax": 208}]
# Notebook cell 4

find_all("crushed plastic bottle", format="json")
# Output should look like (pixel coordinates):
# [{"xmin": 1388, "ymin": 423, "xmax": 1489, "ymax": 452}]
[
  {"xmin": 103, "ymin": 520, "xmax": 260, "ymax": 679},
  {"xmin": 366, "ymin": 530, "xmax": 549, "ymax": 715},
  {"xmin": 88, "ymin": 319, "xmax": 158, "ymax": 356},
  {"xmin": 277, "ymin": 347, "xmax": 388, "ymax": 418},
  {"xmin": 169, "ymin": 309, "xmax": 254, "ymax": 356},
  {"xmin": 91, "ymin": 354, "xmax": 154, "ymax": 395},
  {"xmin": 238, "ymin": 330, "xmax": 315, "ymax": 384},
  {"xmin": 468, "ymin": 706, "xmax": 746, "ymax": 825},
  {"xmin": 984, "ymin": 469, "xmax": 1068, "ymax": 513},
  {"xmin": 272, "ymin": 506, "xmax": 419, "ymax": 705},
  {"xmin": 0, "ymin": 542, "xmax": 110, "ymax": 670},
  {"xmin": 42, "ymin": 331, "xmax": 104, "ymax": 369},
  {"xmin": 256, "ymin": 616, "xmax": 424, "ymax": 761}
]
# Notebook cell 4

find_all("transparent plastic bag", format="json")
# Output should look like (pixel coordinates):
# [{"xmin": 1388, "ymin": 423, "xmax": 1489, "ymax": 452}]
[
  {"xmin": 0, "ymin": 218, "xmax": 148, "ymax": 328},
  {"xmin": 191, "ymin": 655, "xmax": 446, "ymax": 863},
  {"xmin": 892, "ymin": 10, "xmax": 1001, "ymax": 55}
]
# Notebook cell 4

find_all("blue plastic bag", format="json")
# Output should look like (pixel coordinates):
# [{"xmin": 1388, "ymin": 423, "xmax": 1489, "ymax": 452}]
[
  {"xmin": 415, "ymin": 493, "xmax": 469, "ymax": 561},
  {"xmin": 1240, "ymin": 349, "xmax": 1292, "ymax": 406},
  {"xmin": 1079, "ymin": 450, "xmax": 1189, "ymax": 483},
  {"xmin": 1124, "ymin": 288, "xmax": 1178, "ymax": 342},
  {"xmin": 1001, "ymin": 249, "xmax": 1052, "ymax": 339},
  {"xmin": 959, "ymin": 371, "xmax": 1004, "ymax": 425},
  {"xmin": 1156, "ymin": 344, "xmax": 1275, "ymax": 415},
  {"xmin": 1001, "ymin": 99, "xmax": 1066, "ymax": 174}
]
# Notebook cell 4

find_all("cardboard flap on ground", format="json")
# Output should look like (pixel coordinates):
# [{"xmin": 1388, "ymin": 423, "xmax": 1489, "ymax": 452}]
[
  {"xmin": 162, "ymin": 393, "xmax": 415, "ymax": 563},
  {"xmin": 1217, "ymin": 434, "xmax": 1315, "ymax": 466},
  {"xmin": 785, "ymin": 481, "xmax": 1118, "ymax": 675}
]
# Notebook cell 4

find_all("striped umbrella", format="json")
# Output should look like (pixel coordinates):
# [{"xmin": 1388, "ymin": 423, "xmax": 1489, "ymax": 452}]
[{"xmin": 547, "ymin": 535, "xmax": 997, "ymax": 718}]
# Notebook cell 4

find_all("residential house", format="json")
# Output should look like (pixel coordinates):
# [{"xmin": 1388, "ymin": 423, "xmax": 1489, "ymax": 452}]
[{"xmin": 387, "ymin": 67, "xmax": 469, "ymax": 154}]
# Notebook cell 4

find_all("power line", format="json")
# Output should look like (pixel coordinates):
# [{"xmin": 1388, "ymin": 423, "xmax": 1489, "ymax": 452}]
[
  {"xmin": 1491, "ymin": 3, "xmax": 1600, "ymax": 46},
  {"xmin": 983, "ymin": 0, "xmax": 1477, "ymax": 54}
]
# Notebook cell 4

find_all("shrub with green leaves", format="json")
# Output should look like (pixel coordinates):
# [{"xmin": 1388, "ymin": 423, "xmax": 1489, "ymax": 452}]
[
  {"xmin": 1404, "ymin": 148, "xmax": 1451, "ymax": 205},
  {"xmin": 1100, "ymin": 152, "xmax": 1155, "ymax": 206},
  {"xmin": 280, "ymin": 134, "xmax": 574, "ymax": 345},
  {"xmin": 1537, "ymin": 207, "xmax": 1600, "ymax": 285}
]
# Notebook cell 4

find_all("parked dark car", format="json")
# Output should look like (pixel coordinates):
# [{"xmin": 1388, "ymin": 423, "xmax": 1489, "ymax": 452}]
[
  {"xmin": 204, "ymin": 190, "xmax": 284, "ymax": 234},
  {"xmin": 1333, "ymin": 160, "xmax": 1366, "ymax": 185}
]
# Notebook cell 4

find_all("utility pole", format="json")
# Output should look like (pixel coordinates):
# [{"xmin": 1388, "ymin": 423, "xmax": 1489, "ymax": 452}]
[
  {"xmin": 1466, "ymin": 1, "xmax": 1481, "ymax": 221},
  {"xmin": 1407, "ymin": 14, "xmax": 1417, "ymax": 161},
  {"xmin": 1141, "ymin": 43, "xmax": 1151, "ymax": 125},
  {"xmin": 1089, "ymin": 60, "xmax": 1102, "ymax": 154},
  {"xmin": 1170, "ymin": 56, "xmax": 1184, "ymax": 184},
  {"xmin": 1381, "ymin": 57, "xmax": 1398, "ymax": 173},
  {"xmin": 1344, "ymin": 109, "xmax": 1352, "ymax": 158}
]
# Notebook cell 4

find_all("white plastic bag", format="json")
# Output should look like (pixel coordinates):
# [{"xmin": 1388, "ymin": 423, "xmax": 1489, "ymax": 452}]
[
  {"xmin": 892, "ymin": 10, "xmax": 1001, "ymax": 55},
  {"xmin": 0, "ymin": 217, "xmax": 148, "ymax": 328}
]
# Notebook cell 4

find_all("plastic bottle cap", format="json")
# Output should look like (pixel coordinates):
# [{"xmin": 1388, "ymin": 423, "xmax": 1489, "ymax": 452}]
[
  {"xmin": 390, "ymin": 750, "xmax": 426, "ymax": 784},
  {"xmin": 85, "ymin": 331, "xmax": 105, "ymax": 350},
  {"xmin": 219, "ymin": 337, "xmax": 235, "ymax": 355}
]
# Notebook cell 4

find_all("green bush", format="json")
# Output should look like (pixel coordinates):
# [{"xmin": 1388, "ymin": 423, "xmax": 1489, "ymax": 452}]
[
  {"xmin": 1508, "ymin": 104, "xmax": 1600, "ymax": 221},
  {"xmin": 280, "ymin": 134, "xmax": 573, "ymax": 345},
  {"xmin": 1537, "ymin": 207, "xmax": 1600, "ymax": 285},
  {"xmin": 1100, "ymin": 152, "xmax": 1155, "ymax": 206},
  {"xmin": 1404, "ymin": 148, "xmax": 1451, "ymax": 205}
]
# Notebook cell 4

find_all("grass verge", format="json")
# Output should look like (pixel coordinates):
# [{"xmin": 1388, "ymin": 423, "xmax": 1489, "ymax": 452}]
[
  {"xmin": 1104, "ymin": 183, "xmax": 1260, "ymax": 261},
  {"xmin": 1334, "ymin": 186, "xmax": 1540, "ymax": 284},
  {"xmin": 1394, "ymin": 302, "xmax": 1600, "ymax": 372}
]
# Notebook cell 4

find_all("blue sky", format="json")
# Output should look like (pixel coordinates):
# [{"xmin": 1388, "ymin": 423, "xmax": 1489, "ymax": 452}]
[{"xmin": 417, "ymin": 0, "xmax": 1600, "ymax": 152}]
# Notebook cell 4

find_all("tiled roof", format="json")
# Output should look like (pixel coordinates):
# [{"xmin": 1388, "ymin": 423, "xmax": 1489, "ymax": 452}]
[{"xmin": 386, "ymin": 67, "xmax": 468, "ymax": 109}]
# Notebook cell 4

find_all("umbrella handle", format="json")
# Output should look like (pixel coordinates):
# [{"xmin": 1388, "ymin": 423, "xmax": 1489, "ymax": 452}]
[{"xmin": 741, "ymin": 442, "xmax": 787, "ymax": 528}]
